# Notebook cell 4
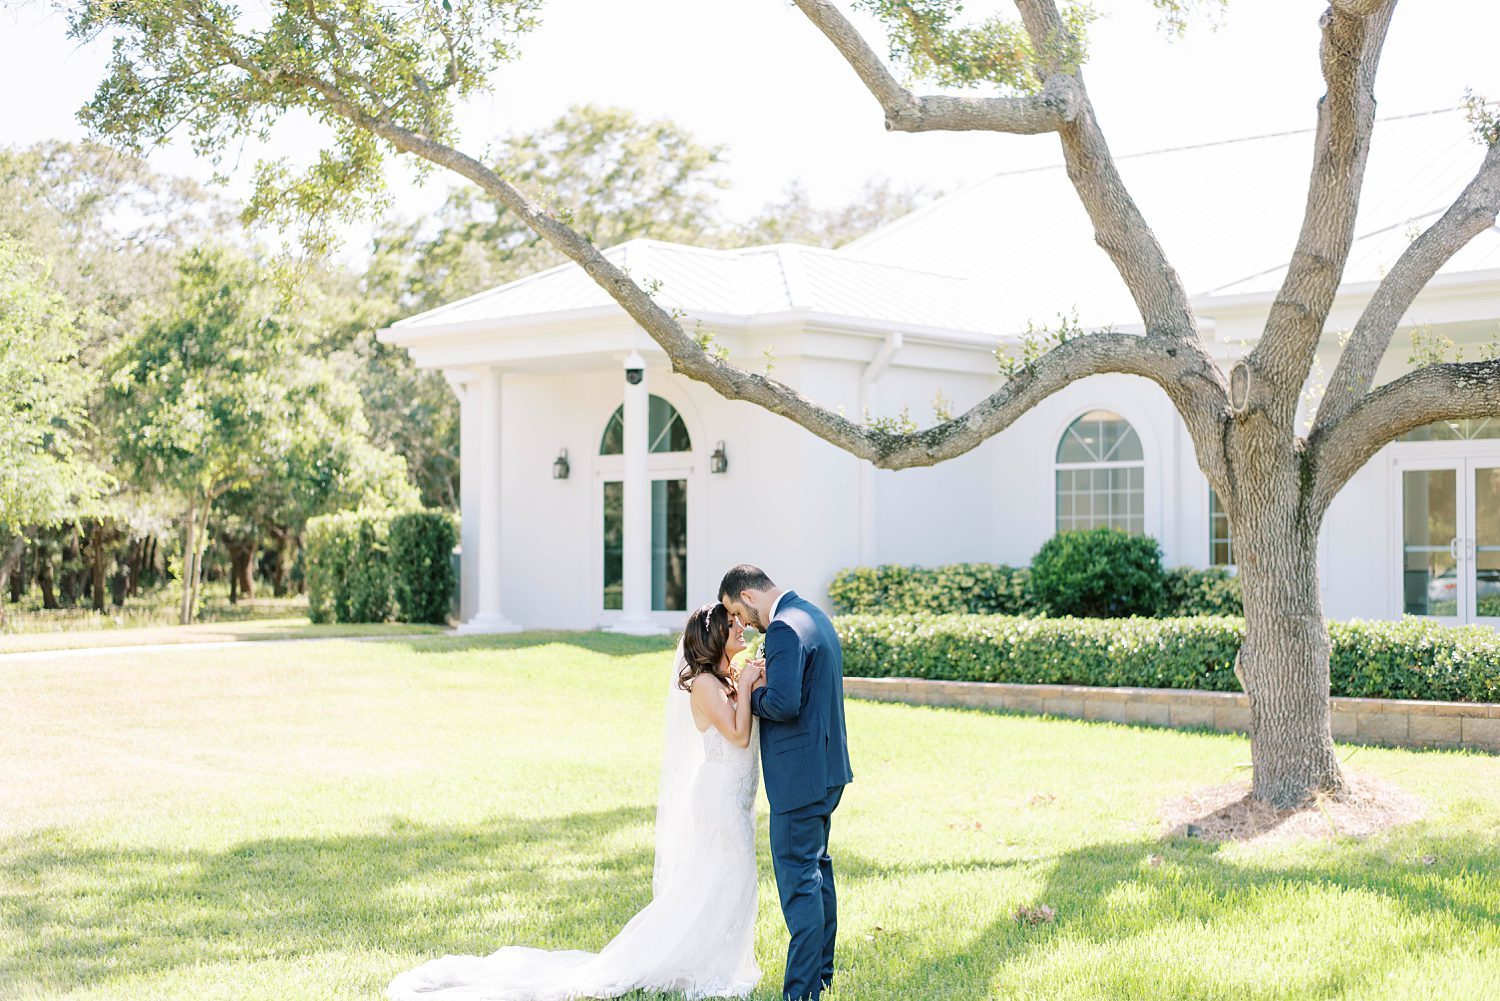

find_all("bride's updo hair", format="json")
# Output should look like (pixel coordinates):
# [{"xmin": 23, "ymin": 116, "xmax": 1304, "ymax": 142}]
[{"xmin": 678, "ymin": 602, "xmax": 734, "ymax": 694}]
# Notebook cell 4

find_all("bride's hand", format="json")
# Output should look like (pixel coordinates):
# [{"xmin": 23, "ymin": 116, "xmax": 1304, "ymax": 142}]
[{"xmin": 738, "ymin": 661, "xmax": 764, "ymax": 691}]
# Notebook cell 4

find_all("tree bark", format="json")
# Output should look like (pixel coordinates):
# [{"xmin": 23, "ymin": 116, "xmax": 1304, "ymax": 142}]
[
  {"xmin": 0, "ymin": 536, "xmax": 24, "ymax": 621},
  {"xmin": 179, "ymin": 503, "xmax": 197, "ymax": 625},
  {"xmin": 226, "ymin": 538, "xmax": 255, "ymax": 602},
  {"xmin": 89, "ymin": 521, "xmax": 107, "ymax": 613},
  {"xmin": 1237, "ymin": 529, "xmax": 1347, "ymax": 806},
  {"xmin": 268, "ymin": 526, "xmax": 290, "ymax": 597},
  {"xmin": 38, "ymin": 547, "xmax": 58, "ymax": 610}
]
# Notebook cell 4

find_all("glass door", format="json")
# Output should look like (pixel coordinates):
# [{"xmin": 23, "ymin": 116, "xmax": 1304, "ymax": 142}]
[
  {"xmin": 599, "ymin": 474, "xmax": 689, "ymax": 614},
  {"xmin": 1399, "ymin": 464, "xmax": 1461, "ymax": 622},
  {"xmin": 1470, "ymin": 463, "xmax": 1500, "ymax": 625}
]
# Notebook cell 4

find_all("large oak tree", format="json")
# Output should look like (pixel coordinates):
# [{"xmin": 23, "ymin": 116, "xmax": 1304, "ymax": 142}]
[{"xmin": 67, "ymin": 0, "xmax": 1500, "ymax": 805}]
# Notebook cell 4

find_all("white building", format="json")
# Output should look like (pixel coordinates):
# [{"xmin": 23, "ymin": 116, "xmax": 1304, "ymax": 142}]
[{"xmin": 380, "ymin": 108, "xmax": 1500, "ymax": 635}]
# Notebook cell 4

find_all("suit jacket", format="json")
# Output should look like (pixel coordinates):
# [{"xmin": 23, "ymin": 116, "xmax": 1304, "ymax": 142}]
[{"xmin": 750, "ymin": 590, "xmax": 854, "ymax": 814}]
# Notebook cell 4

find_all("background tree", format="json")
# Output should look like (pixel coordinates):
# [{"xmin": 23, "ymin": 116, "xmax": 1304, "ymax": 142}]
[
  {"xmin": 67, "ymin": 0, "xmax": 1500, "ymax": 805},
  {"xmin": 0, "ymin": 237, "xmax": 105, "ymax": 619},
  {"xmin": 739, "ymin": 177, "xmax": 936, "ymax": 248},
  {"xmin": 106, "ymin": 247, "xmax": 413, "ymax": 623}
]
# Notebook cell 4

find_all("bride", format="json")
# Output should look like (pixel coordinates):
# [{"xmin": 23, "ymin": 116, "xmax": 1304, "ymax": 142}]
[{"xmin": 388, "ymin": 603, "xmax": 765, "ymax": 1000}]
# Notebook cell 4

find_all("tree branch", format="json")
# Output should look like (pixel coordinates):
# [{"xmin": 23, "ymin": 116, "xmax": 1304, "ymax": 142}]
[
  {"xmin": 174, "ymin": 3, "xmax": 1229, "ymax": 475},
  {"xmin": 1243, "ymin": 1, "xmax": 1395, "ymax": 418},
  {"xmin": 1309, "ymin": 357, "xmax": 1500, "ymax": 510},
  {"xmin": 1012, "ymin": 0, "xmax": 1200, "ymax": 342},
  {"xmin": 790, "ymin": 0, "xmax": 1079, "ymax": 133},
  {"xmin": 1313, "ymin": 139, "xmax": 1500, "ymax": 432}
]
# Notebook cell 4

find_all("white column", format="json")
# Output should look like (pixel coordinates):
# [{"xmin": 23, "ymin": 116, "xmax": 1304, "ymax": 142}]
[
  {"xmin": 446, "ymin": 370, "xmax": 479, "ymax": 623},
  {"xmin": 457, "ymin": 365, "xmax": 520, "ymax": 634},
  {"xmin": 610, "ymin": 351, "xmax": 666, "ymax": 635}
]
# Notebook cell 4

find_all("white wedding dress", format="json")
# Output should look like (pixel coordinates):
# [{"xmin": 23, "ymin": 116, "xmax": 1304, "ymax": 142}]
[{"xmin": 389, "ymin": 648, "xmax": 761, "ymax": 1001}]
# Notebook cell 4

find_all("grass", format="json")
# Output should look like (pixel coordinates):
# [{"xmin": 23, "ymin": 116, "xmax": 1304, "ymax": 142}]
[
  {"xmin": 2, "ymin": 632, "xmax": 1497, "ymax": 1000},
  {"xmin": 0, "ymin": 617, "xmax": 448, "ymax": 655},
  {"xmin": 1, "ymin": 581, "xmax": 311, "ymax": 636}
]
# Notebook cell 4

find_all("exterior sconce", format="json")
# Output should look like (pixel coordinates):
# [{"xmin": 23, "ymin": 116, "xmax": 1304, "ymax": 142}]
[
  {"xmin": 552, "ymin": 448, "xmax": 570, "ymax": 480},
  {"xmin": 710, "ymin": 441, "xmax": 728, "ymax": 474}
]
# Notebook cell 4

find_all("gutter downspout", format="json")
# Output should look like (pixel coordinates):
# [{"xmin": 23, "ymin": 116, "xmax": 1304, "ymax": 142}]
[{"xmin": 858, "ymin": 332, "xmax": 904, "ymax": 566}]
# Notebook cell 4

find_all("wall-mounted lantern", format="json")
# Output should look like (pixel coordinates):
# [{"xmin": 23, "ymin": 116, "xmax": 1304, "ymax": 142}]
[
  {"xmin": 710, "ymin": 441, "xmax": 728, "ymax": 474},
  {"xmin": 552, "ymin": 448, "xmax": 570, "ymax": 480}
]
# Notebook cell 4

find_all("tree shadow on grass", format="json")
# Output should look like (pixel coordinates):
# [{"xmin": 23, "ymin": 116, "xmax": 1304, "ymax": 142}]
[
  {"xmin": 2, "ymin": 807, "xmax": 660, "ymax": 998},
  {"xmin": 831, "ymin": 824, "xmax": 1499, "ymax": 1000}
]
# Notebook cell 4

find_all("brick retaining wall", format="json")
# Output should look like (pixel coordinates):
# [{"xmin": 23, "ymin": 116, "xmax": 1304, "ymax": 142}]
[{"xmin": 843, "ymin": 677, "xmax": 1500, "ymax": 753}]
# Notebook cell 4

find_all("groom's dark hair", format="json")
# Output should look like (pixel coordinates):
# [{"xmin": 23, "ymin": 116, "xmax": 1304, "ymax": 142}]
[{"xmin": 718, "ymin": 564, "xmax": 775, "ymax": 601}]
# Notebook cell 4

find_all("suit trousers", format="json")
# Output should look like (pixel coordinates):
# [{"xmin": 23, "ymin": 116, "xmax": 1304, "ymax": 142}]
[{"xmin": 769, "ymin": 784, "xmax": 844, "ymax": 1001}]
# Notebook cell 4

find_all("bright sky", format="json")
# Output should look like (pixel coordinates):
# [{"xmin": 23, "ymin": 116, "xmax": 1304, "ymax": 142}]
[{"xmin": 3, "ymin": 0, "xmax": 1499, "ymax": 250}]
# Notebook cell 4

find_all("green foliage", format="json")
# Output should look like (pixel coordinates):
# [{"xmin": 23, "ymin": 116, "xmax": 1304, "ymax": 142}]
[
  {"xmin": 838, "ymin": 613, "xmax": 1500, "ymax": 703},
  {"xmin": 304, "ymin": 512, "xmax": 359, "ymax": 625},
  {"xmin": 388, "ymin": 511, "xmax": 458, "ymax": 625},
  {"xmin": 1030, "ymin": 529, "xmax": 1165, "ymax": 618},
  {"xmin": 1328, "ymin": 617, "xmax": 1500, "ymax": 703},
  {"xmin": 0, "ymin": 238, "xmax": 105, "ymax": 530},
  {"xmin": 71, "ymin": 0, "xmax": 546, "ymax": 254},
  {"xmin": 838, "ymin": 613, "xmax": 1242, "ymax": 691},
  {"xmin": 828, "ymin": 563, "xmax": 1036, "ymax": 616},
  {"xmin": 307, "ymin": 510, "xmax": 455, "ymax": 625},
  {"xmin": 1161, "ymin": 566, "xmax": 1243, "ymax": 617},
  {"xmin": 739, "ymin": 177, "xmax": 936, "ymax": 249},
  {"xmin": 853, "ymin": 0, "xmax": 1097, "ymax": 93}
]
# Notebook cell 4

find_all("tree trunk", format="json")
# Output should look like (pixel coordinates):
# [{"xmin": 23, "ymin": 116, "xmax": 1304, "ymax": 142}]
[
  {"xmin": 62, "ymin": 529, "xmax": 82, "ymax": 607},
  {"xmin": 180, "ymin": 504, "xmax": 197, "ymax": 625},
  {"xmin": 1233, "ymin": 488, "xmax": 1348, "ymax": 807},
  {"xmin": 188, "ymin": 509, "xmax": 210, "ymax": 622},
  {"xmin": 38, "ymin": 548, "xmax": 58, "ymax": 609},
  {"xmin": 0, "ymin": 536, "xmax": 24, "ymax": 624},
  {"xmin": 89, "ymin": 522, "xmax": 107, "ymax": 613},
  {"xmin": 269, "ymin": 528, "xmax": 289, "ymax": 597},
  {"xmin": 126, "ymin": 536, "xmax": 143, "ymax": 597},
  {"xmin": 227, "ymin": 539, "xmax": 255, "ymax": 602}
]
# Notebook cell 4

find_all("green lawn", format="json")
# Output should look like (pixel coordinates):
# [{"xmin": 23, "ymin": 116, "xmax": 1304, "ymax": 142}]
[
  {"xmin": 2, "ymin": 633, "xmax": 1497, "ymax": 1000},
  {"xmin": 0, "ymin": 616, "xmax": 448, "ymax": 655}
]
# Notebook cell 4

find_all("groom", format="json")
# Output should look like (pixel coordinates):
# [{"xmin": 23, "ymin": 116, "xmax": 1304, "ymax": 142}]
[{"xmin": 719, "ymin": 565, "xmax": 853, "ymax": 1001}]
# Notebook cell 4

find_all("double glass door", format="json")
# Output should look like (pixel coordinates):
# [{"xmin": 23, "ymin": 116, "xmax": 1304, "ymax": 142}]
[
  {"xmin": 1399, "ymin": 458, "xmax": 1500, "ymax": 624},
  {"xmin": 602, "ymin": 475, "xmax": 689, "ymax": 613}
]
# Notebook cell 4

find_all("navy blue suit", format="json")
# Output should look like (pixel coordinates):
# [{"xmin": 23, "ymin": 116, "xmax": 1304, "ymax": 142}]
[{"xmin": 750, "ymin": 591, "xmax": 853, "ymax": 1001}]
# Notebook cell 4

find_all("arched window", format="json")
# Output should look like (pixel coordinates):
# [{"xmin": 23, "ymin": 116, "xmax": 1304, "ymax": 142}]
[
  {"xmin": 1055, "ymin": 410, "xmax": 1144, "ymax": 534},
  {"xmin": 599, "ymin": 395, "xmax": 692, "ymax": 455}
]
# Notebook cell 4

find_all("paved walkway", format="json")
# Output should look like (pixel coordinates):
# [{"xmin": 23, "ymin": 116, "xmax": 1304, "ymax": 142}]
[{"xmin": 0, "ymin": 631, "xmax": 451, "ymax": 663}]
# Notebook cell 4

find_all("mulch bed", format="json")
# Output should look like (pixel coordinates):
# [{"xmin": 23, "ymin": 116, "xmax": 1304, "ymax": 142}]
[{"xmin": 1159, "ymin": 772, "xmax": 1424, "ymax": 846}]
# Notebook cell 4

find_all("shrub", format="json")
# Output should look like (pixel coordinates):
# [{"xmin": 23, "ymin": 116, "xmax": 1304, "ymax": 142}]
[
  {"xmin": 389, "ymin": 511, "xmax": 458, "ymax": 624},
  {"xmin": 1161, "ymin": 566, "xmax": 1243, "ymax": 617},
  {"xmin": 347, "ymin": 513, "xmax": 393, "ymax": 623},
  {"xmin": 827, "ymin": 563, "xmax": 1035, "ymax": 616},
  {"xmin": 838, "ymin": 613, "xmax": 1243, "ymax": 691},
  {"xmin": 305, "ymin": 512, "xmax": 360, "ymax": 624},
  {"xmin": 836, "ymin": 613, "xmax": 1500, "ymax": 703},
  {"xmin": 306, "ymin": 509, "xmax": 453, "ymax": 624},
  {"xmin": 1328, "ymin": 617, "xmax": 1500, "ymax": 703},
  {"xmin": 1029, "ymin": 529, "xmax": 1164, "ymax": 618}
]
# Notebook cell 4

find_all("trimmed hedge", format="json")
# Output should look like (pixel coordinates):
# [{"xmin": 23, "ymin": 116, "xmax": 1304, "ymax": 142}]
[
  {"xmin": 829, "ymin": 560, "xmax": 1241, "ymax": 619},
  {"xmin": 1031, "ymin": 528, "xmax": 1163, "ymax": 618},
  {"xmin": 1161, "ymin": 566, "xmax": 1243, "ymax": 617},
  {"xmin": 836, "ymin": 613, "xmax": 1500, "ymax": 703},
  {"xmin": 305, "ymin": 509, "xmax": 456, "ymax": 624},
  {"xmin": 827, "ymin": 563, "xmax": 1036, "ymax": 616},
  {"xmin": 389, "ymin": 511, "xmax": 458, "ymax": 625}
]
